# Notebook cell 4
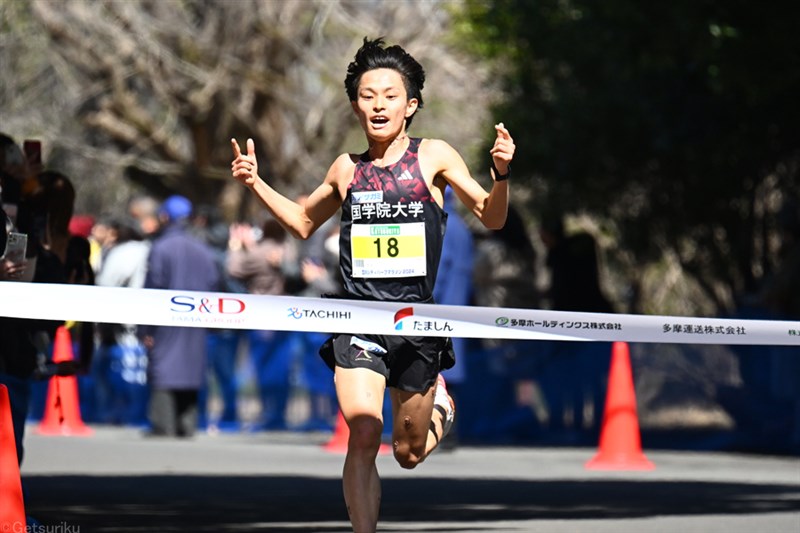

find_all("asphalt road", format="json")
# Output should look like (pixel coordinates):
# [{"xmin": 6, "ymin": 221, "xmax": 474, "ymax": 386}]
[{"xmin": 17, "ymin": 425, "xmax": 800, "ymax": 532}]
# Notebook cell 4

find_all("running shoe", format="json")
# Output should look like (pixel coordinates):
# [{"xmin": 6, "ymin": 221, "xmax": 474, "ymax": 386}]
[{"xmin": 434, "ymin": 373, "xmax": 456, "ymax": 439}]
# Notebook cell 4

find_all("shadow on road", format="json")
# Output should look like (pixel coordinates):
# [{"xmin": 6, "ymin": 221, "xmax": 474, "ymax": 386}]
[{"xmin": 23, "ymin": 475, "xmax": 800, "ymax": 532}]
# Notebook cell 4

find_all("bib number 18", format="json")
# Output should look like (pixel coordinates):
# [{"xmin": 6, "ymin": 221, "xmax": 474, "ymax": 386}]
[
  {"xmin": 373, "ymin": 237, "xmax": 400, "ymax": 258},
  {"xmin": 351, "ymin": 222, "xmax": 427, "ymax": 278}
]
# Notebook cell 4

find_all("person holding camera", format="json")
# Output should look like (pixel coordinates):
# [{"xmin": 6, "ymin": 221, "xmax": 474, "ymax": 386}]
[{"xmin": 1, "ymin": 134, "xmax": 38, "ymax": 469}]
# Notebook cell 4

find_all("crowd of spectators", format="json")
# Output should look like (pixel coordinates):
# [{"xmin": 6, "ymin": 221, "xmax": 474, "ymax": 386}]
[{"xmin": 1, "ymin": 132, "xmax": 343, "ymax": 441}]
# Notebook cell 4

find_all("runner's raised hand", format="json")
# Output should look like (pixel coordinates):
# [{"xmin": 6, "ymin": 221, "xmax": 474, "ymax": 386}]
[
  {"xmin": 231, "ymin": 138, "xmax": 259, "ymax": 187},
  {"xmin": 490, "ymin": 122, "xmax": 514, "ymax": 177}
]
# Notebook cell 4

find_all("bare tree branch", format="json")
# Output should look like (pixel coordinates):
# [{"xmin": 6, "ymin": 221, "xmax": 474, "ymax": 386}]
[{"xmin": 8, "ymin": 0, "xmax": 495, "ymax": 220}]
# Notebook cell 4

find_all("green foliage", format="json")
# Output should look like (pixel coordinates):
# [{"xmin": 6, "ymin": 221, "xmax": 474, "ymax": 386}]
[{"xmin": 458, "ymin": 0, "xmax": 800, "ymax": 314}]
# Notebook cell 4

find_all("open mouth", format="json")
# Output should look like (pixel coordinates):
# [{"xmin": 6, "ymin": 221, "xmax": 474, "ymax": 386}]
[{"xmin": 370, "ymin": 116, "xmax": 389, "ymax": 126}]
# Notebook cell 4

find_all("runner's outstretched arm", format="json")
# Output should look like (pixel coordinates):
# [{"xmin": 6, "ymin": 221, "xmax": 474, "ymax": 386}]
[{"xmin": 230, "ymin": 137, "xmax": 345, "ymax": 239}]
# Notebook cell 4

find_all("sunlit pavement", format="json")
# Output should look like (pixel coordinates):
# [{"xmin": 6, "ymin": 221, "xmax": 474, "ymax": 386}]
[{"xmin": 19, "ymin": 425, "xmax": 800, "ymax": 533}]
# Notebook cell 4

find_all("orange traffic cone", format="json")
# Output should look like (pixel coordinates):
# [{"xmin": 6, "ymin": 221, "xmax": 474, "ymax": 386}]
[
  {"xmin": 0, "ymin": 384, "xmax": 26, "ymax": 528},
  {"xmin": 37, "ymin": 326, "xmax": 93, "ymax": 436},
  {"xmin": 586, "ymin": 341, "xmax": 654, "ymax": 470},
  {"xmin": 323, "ymin": 410, "xmax": 391, "ymax": 455}
]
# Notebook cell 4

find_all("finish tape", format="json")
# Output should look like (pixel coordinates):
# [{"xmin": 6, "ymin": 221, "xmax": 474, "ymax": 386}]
[{"xmin": 1, "ymin": 282, "xmax": 799, "ymax": 346}]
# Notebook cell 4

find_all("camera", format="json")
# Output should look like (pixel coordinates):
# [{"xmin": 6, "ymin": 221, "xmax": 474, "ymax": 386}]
[{"xmin": 23, "ymin": 139, "xmax": 42, "ymax": 167}]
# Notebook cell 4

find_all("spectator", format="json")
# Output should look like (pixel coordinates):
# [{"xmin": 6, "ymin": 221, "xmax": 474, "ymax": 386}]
[
  {"xmin": 280, "ymin": 195, "xmax": 342, "ymax": 432},
  {"xmin": 473, "ymin": 204, "xmax": 539, "ymax": 312},
  {"xmin": 127, "ymin": 194, "xmax": 161, "ymax": 239},
  {"xmin": 539, "ymin": 213, "xmax": 613, "ymax": 314},
  {"xmin": 1, "ymin": 134, "xmax": 40, "ymax": 457},
  {"xmin": 87, "ymin": 215, "xmax": 115, "ymax": 274},
  {"xmin": 0, "ymin": 133, "xmax": 32, "ymax": 205},
  {"xmin": 470, "ymin": 204, "xmax": 543, "ymax": 442},
  {"xmin": 227, "ymin": 218, "xmax": 293, "ymax": 431},
  {"xmin": 93, "ymin": 214, "xmax": 151, "ymax": 426},
  {"xmin": 1, "ymin": 136, "xmax": 40, "ymax": 528},
  {"xmin": 0, "ymin": 204, "xmax": 36, "ymax": 465},
  {"xmin": 192, "ymin": 204, "xmax": 245, "ymax": 432},
  {"xmin": 726, "ymin": 199, "xmax": 800, "ymax": 452},
  {"xmin": 21, "ymin": 171, "xmax": 95, "ymax": 376},
  {"xmin": 433, "ymin": 187, "xmax": 474, "ymax": 447},
  {"xmin": 538, "ymin": 212, "xmax": 614, "ymax": 442},
  {"xmin": 140, "ymin": 195, "xmax": 220, "ymax": 438},
  {"xmin": 25, "ymin": 170, "xmax": 76, "ymax": 276},
  {"xmin": 68, "ymin": 214, "xmax": 95, "ymax": 242},
  {"xmin": 1, "ymin": 151, "xmax": 90, "ymax": 525}
]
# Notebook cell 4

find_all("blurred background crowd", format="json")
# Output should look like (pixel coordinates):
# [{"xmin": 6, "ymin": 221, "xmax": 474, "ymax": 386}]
[{"xmin": 1, "ymin": 132, "xmax": 346, "ymax": 440}]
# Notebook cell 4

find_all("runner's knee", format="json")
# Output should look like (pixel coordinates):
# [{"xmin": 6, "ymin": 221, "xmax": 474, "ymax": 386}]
[
  {"xmin": 392, "ymin": 417, "xmax": 427, "ymax": 469},
  {"xmin": 347, "ymin": 415, "xmax": 384, "ymax": 454},
  {"xmin": 393, "ymin": 439, "xmax": 425, "ymax": 469}
]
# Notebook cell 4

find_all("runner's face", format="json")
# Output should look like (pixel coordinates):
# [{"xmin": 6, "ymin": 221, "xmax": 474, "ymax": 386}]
[{"xmin": 352, "ymin": 68, "xmax": 418, "ymax": 141}]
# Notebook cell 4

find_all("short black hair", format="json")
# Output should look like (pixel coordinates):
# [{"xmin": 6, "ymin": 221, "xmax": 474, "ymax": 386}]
[{"xmin": 344, "ymin": 37, "xmax": 425, "ymax": 128}]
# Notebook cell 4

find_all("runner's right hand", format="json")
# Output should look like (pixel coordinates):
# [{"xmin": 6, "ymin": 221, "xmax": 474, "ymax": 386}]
[{"xmin": 231, "ymin": 138, "xmax": 259, "ymax": 187}]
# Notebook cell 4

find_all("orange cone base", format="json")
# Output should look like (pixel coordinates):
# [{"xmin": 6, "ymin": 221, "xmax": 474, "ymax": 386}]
[
  {"xmin": 585, "ymin": 341, "xmax": 654, "ymax": 471},
  {"xmin": 37, "ymin": 376, "xmax": 94, "ymax": 436},
  {"xmin": 37, "ymin": 327, "xmax": 93, "ymax": 437},
  {"xmin": 0, "ymin": 385, "xmax": 27, "ymax": 527},
  {"xmin": 37, "ymin": 419, "xmax": 94, "ymax": 436},
  {"xmin": 585, "ymin": 451, "xmax": 655, "ymax": 471}
]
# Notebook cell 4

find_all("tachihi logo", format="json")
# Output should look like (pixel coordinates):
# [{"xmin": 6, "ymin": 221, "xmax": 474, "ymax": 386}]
[
  {"xmin": 288, "ymin": 307, "xmax": 352, "ymax": 320},
  {"xmin": 394, "ymin": 307, "xmax": 414, "ymax": 330},
  {"xmin": 495, "ymin": 317, "xmax": 510, "ymax": 327}
]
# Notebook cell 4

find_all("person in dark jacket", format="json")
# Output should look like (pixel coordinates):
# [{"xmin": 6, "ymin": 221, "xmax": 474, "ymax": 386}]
[
  {"xmin": 1, "ymin": 204, "xmax": 36, "ymax": 465},
  {"xmin": 539, "ymin": 212, "xmax": 614, "ymax": 441},
  {"xmin": 141, "ymin": 195, "xmax": 220, "ymax": 437}
]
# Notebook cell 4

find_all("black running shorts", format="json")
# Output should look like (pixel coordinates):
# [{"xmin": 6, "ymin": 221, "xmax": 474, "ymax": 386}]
[{"xmin": 319, "ymin": 333, "xmax": 455, "ymax": 393}]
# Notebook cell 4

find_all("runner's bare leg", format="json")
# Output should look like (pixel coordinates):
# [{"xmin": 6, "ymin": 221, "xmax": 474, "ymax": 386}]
[
  {"xmin": 335, "ymin": 367, "xmax": 386, "ymax": 533},
  {"xmin": 390, "ymin": 382, "xmax": 444, "ymax": 468}
]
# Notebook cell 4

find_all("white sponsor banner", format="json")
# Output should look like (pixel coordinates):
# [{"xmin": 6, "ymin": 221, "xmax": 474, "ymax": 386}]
[{"xmin": 1, "ymin": 282, "xmax": 799, "ymax": 345}]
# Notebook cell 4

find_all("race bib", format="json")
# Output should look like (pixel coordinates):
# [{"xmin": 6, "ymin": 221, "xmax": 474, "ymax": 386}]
[{"xmin": 351, "ymin": 222, "xmax": 426, "ymax": 278}]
